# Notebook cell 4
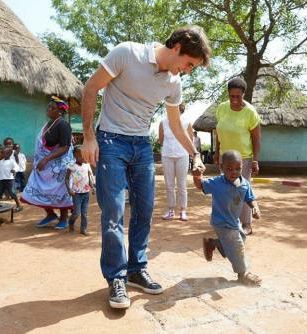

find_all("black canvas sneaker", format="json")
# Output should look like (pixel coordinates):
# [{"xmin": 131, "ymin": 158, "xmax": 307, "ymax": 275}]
[
  {"xmin": 109, "ymin": 278, "xmax": 130, "ymax": 309},
  {"xmin": 127, "ymin": 269, "xmax": 163, "ymax": 294}
]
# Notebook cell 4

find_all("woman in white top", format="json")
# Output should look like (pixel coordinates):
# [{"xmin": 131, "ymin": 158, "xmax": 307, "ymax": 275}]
[{"xmin": 159, "ymin": 103, "xmax": 193, "ymax": 221}]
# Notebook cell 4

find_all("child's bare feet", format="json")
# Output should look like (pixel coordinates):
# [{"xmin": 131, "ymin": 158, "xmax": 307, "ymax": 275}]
[
  {"xmin": 203, "ymin": 238, "xmax": 216, "ymax": 261},
  {"xmin": 238, "ymin": 272, "xmax": 262, "ymax": 286}
]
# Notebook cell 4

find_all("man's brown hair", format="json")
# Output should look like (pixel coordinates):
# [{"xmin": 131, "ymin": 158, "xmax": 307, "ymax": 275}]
[{"xmin": 165, "ymin": 26, "xmax": 211, "ymax": 67}]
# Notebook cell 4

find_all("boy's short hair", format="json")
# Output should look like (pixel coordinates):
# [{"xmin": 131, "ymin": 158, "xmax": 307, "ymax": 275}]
[
  {"xmin": 228, "ymin": 78, "xmax": 247, "ymax": 93},
  {"xmin": 3, "ymin": 137, "xmax": 14, "ymax": 146},
  {"xmin": 221, "ymin": 150, "xmax": 242, "ymax": 164},
  {"xmin": 165, "ymin": 26, "xmax": 211, "ymax": 67}
]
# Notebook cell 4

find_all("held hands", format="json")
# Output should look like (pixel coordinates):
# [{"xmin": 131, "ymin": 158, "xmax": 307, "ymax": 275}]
[
  {"xmin": 192, "ymin": 153, "xmax": 206, "ymax": 173},
  {"xmin": 81, "ymin": 138, "xmax": 99, "ymax": 167},
  {"xmin": 69, "ymin": 190, "xmax": 76, "ymax": 197},
  {"xmin": 252, "ymin": 206, "xmax": 261, "ymax": 219}
]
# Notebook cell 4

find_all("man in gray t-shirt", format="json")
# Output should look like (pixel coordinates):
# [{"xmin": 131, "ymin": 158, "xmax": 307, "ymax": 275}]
[{"xmin": 81, "ymin": 26, "xmax": 211, "ymax": 309}]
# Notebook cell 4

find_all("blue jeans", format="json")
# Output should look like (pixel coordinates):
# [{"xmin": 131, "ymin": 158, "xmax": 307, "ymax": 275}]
[
  {"xmin": 69, "ymin": 192, "xmax": 90, "ymax": 231},
  {"xmin": 213, "ymin": 225, "xmax": 247, "ymax": 274},
  {"xmin": 96, "ymin": 130, "xmax": 155, "ymax": 283}
]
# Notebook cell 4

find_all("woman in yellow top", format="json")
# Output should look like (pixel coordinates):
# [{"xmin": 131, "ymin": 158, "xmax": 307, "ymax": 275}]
[{"xmin": 214, "ymin": 78, "xmax": 261, "ymax": 235}]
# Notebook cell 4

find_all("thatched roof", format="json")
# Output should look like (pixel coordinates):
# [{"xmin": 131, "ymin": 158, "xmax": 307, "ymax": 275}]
[
  {"xmin": 0, "ymin": 1, "xmax": 83, "ymax": 100},
  {"xmin": 193, "ymin": 75, "xmax": 307, "ymax": 131}
]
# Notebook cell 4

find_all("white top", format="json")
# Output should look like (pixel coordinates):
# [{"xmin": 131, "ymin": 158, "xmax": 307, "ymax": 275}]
[
  {"xmin": 67, "ymin": 162, "xmax": 94, "ymax": 193},
  {"xmin": 14, "ymin": 153, "xmax": 27, "ymax": 172},
  {"xmin": 161, "ymin": 116, "xmax": 191, "ymax": 158},
  {"xmin": 0, "ymin": 159, "xmax": 19, "ymax": 180}
]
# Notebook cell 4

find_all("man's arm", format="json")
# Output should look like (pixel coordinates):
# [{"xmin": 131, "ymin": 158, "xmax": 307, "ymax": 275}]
[
  {"xmin": 81, "ymin": 66, "xmax": 114, "ymax": 166},
  {"xmin": 250, "ymin": 125, "xmax": 261, "ymax": 175}
]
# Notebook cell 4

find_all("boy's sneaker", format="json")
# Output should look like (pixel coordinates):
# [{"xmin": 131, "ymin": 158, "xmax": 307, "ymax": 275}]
[
  {"xmin": 36, "ymin": 214, "xmax": 58, "ymax": 228},
  {"xmin": 203, "ymin": 238, "xmax": 216, "ymax": 261},
  {"xmin": 127, "ymin": 269, "xmax": 163, "ymax": 294},
  {"xmin": 54, "ymin": 221, "xmax": 68, "ymax": 230},
  {"xmin": 109, "ymin": 278, "xmax": 130, "ymax": 309}
]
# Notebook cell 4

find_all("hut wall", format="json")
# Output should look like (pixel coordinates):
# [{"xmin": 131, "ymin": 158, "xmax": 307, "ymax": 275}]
[
  {"xmin": 260, "ymin": 126, "xmax": 307, "ymax": 162},
  {"xmin": 0, "ymin": 83, "xmax": 48, "ymax": 157}
]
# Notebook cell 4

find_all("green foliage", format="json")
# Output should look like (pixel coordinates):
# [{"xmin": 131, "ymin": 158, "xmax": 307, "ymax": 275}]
[
  {"xmin": 40, "ymin": 32, "xmax": 99, "ymax": 83},
  {"xmin": 51, "ymin": 0, "xmax": 307, "ymax": 104},
  {"xmin": 150, "ymin": 134, "xmax": 161, "ymax": 153}
]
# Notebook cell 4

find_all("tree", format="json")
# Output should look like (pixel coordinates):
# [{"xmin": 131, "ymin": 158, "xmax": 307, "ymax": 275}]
[
  {"xmin": 185, "ymin": 0, "xmax": 307, "ymax": 102},
  {"xmin": 51, "ymin": 0, "xmax": 307, "ymax": 103},
  {"xmin": 40, "ymin": 32, "xmax": 99, "ymax": 83}
]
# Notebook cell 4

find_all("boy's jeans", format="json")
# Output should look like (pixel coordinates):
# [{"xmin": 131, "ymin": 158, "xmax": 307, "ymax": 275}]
[
  {"xmin": 213, "ymin": 225, "xmax": 247, "ymax": 274},
  {"xmin": 69, "ymin": 192, "xmax": 90, "ymax": 231},
  {"xmin": 96, "ymin": 130, "xmax": 155, "ymax": 283}
]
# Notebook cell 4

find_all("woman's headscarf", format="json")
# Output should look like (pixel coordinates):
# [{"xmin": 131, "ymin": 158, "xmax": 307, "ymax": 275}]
[{"xmin": 51, "ymin": 96, "xmax": 69, "ymax": 112}]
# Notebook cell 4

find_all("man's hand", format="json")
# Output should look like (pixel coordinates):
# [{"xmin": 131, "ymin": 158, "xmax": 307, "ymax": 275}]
[
  {"xmin": 192, "ymin": 153, "xmax": 206, "ymax": 173},
  {"xmin": 252, "ymin": 206, "xmax": 261, "ymax": 219},
  {"xmin": 82, "ymin": 138, "xmax": 99, "ymax": 167}
]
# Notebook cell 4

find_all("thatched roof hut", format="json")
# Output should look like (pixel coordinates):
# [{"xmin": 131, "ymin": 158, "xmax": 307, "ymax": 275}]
[
  {"xmin": 0, "ymin": 1, "xmax": 84, "ymax": 157},
  {"xmin": 193, "ymin": 77, "xmax": 307, "ymax": 131},
  {"xmin": 0, "ymin": 0, "xmax": 83, "ymax": 100}
]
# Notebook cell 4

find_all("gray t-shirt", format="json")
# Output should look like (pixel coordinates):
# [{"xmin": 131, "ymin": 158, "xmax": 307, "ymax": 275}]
[{"xmin": 99, "ymin": 42, "xmax": 182, "ymax": 136}]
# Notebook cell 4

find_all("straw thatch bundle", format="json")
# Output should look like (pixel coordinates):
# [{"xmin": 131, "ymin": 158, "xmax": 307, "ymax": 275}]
[
  {"xmin": 0, "ymin": 0, "xmax": 83, "ymax": 99},
  {"xmin": 193, "ymin": 74, "xmax": 307, "ymax": 131}
]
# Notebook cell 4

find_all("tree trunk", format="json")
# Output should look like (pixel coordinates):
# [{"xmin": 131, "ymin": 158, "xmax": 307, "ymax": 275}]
[{"xmin": 244, "ymin": 49, "xmax": 261, "ymax": 103}]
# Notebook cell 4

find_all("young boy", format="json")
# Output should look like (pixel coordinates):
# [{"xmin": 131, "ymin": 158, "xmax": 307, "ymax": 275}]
[
  {"xmin": 13, "ymin": 143, "xmax": 27, "ymax": 192},
  {"xmin": 0, "ymin": 147, "xmax": 23, "ymax": 212},
  {"xmin": 65, "ymin": 145, "xmax": 94, "ymax": 236},
  {"xmin": 193, "ymin": 150, "xmax": 261, "ymax": 286}
]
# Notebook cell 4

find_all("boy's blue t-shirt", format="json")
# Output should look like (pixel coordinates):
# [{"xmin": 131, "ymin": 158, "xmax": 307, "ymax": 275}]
[{"xmin": 201, "ymin": 175, "xmax": 255, "ymax": 230}]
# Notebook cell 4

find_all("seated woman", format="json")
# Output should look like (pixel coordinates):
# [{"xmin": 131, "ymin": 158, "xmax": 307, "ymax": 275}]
[{"xmin": 22, "ymin": 96, "xmax": 74, "ymax": 230}]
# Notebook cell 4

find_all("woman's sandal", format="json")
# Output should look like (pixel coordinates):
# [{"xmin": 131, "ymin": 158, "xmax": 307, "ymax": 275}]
[{"xmin": 238, "ymin": 272, "xmax": 262, "ymax": 286}]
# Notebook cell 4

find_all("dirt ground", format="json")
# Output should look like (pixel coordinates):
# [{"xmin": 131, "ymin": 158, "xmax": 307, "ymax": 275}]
[{"xmin": 0, "ymin": 174, "xmax": 307, "ymax": 334}]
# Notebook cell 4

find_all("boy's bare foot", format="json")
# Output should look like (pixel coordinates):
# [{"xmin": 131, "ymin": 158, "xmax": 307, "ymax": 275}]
[
  {"xmin": 203, "ymin": 238, "xmax": 215, "ymax": 261},
  {"xmin": 69, "ymin": 224, "xmax": 74, "ymax": 232},
  {"xmin": 238, "ymin": 272, "xmax": 262, "ymax": 286},
  {"xmin": 242, "ymin": 223, "xmax": 252, "ymax": 235}
]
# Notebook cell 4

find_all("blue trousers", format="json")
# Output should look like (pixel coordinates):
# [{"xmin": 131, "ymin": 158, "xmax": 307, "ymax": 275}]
[
  {"xmin": 96, "ymin": 130, "xmax": 155, "ymax": 283},
  {"xmin": 69, "ymin": 192, "xmax": 89, "ymax": 231}
]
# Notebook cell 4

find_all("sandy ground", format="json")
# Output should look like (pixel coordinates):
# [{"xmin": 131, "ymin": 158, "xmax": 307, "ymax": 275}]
[{"xmin": 0, "ymin": 174, "xmax": 307, "ymax": 334}]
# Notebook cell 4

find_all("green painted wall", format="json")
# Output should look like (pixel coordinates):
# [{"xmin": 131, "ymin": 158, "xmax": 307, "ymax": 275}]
[
  {"xmin": 0, "ymin": 83, "xmax": 48, "ymax": 158},
  {"xmin": 260, "ymin": 126, "xmax": 307, "ymax": 162}
]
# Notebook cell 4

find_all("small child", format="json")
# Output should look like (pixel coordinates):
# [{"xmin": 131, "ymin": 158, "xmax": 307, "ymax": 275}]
[
  {"xmin": 13, "ymin": 143, "xmax": 27, "ymax": 192},
  {"xmin": 193, "ymin": 150, "xmax": 261, "ymax": 286},
  {"xmin": 65, "ymin": 145, "xmax": 94, "ymax": 236},
  {"xmin": 0, "ymin": 147, "xmax": 23, "ymax": 212}
]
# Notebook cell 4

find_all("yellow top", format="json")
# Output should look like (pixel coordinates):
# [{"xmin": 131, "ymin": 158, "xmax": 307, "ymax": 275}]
[{"xmin": 216, "ymin": 101, "xmax": 261, "ymax": 159}]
